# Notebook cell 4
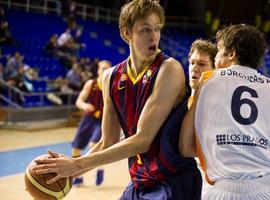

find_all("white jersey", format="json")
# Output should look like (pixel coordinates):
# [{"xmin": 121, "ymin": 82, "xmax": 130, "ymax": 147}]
[{"xmin": 195, "ymin": 65, "xmax": 270, "ymax": 183}]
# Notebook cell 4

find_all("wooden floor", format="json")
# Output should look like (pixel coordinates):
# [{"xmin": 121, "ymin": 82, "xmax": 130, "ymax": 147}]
[{"xmin": 0, "ymin": 127, "xmax": 130, "ymax": 200}]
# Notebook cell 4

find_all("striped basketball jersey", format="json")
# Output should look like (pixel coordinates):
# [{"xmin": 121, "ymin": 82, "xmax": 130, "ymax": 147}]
[
  {"xmin": 110, "ymin": 52, "xmax": 196, "ymax": 189},
  {"xmin": 195, "ymin": 65, "xmax": 270, "ymax": 184},
  {"xmin": 87, "ymin": 79, "xmax": 103, "ymax": 119}
]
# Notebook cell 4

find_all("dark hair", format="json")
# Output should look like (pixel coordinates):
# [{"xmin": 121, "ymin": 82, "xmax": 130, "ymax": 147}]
[
  {"xmin": 189, "ymin": 39, "xmax": 217, "ymax": 69},
  {"xmin": 216, "ymin": 24, "xmax": 267, "ymax": 69}
]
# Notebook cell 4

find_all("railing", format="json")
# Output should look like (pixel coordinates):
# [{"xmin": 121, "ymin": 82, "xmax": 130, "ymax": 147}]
[
  {"xmin": 0, "ymin": 0, "xmax": 204, "ymax": 27},
  {"xmin": 0, "ymin": 0, "xmax": 61, "ymax": 15},
  {"xmin": 75, "ymin": 2, "xmax": 119, "ymax": 23},
  {"xmin": 0, "ymin": 79, "xmax": 24, "ymax": 108},
  {"xmin": 0, "ymin": 78, "xmax": 80, "ymax": 124},
  {"xmin": 0, "ymin": 0, "xmax": 120, "ymax": 23},
  {"xmin": 0, "ymin": 92, "xmax": 21, "ymax": 108},
  {"xmin": 0, "ymin": 79, "xmax": 77, "ymax": 108}
]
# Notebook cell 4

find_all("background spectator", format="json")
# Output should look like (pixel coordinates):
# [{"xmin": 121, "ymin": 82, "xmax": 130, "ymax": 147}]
[
  {"xmin": 66, "ymin": 63, "xmax": 82, "ymax": 91},
  {"xmin": 0, "ymin": 8, "xmax": 17, "ymax": 46},
  {"xmin": 5, "ymin": 52, "xmax": 24, "ymax": 78}
]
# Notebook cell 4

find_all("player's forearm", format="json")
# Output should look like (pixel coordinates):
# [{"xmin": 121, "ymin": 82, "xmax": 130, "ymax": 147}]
[
  {"xmin": 77, "ymin": 101, "xmax": 95, "ymax": 113},
  {"xmin": 179, "ymin": 135, "xmax": 197, "ymax": 157},
  {"xmin": 86, "ymin": 140, "xmax": 103, "ymax": 155},
  {"xmin": 76, "ymin": 134, "xmax": 147, "ymax": 171},
  {"xmin": 73, "ymin": 139, "xmax": 108, "ymax": 173},
  {"xmin": 75, "ymin": 99, "xmax": 85, "ymax": 109},
  {"xmin": 76, "ymin": 100, "xmax": 87, "ymax": 110},
  {"xmin": 179, "ymin": 82, "xmax": 201, "ymax": 157},
  {"xmin": 178, "ymin": 107, "xmax": 197, "ymax": 157}
]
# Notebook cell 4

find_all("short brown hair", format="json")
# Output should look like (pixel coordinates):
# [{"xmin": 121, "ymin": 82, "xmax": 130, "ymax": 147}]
[
  {"xmin": 119, "ymin": 0, "xmax": 165, "ymax": 43},
  {"xmin": 189, "ymin": 39, "xmax": 217, "ymax": 69},
  {"xmin": 216, "ymin": 24, "xmax": 267, "ymax": 69}
]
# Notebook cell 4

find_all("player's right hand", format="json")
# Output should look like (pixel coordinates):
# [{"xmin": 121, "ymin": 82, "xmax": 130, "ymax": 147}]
[{"xmin": 34, "ymin": 150, "xmax": 80, "ymax": 184}]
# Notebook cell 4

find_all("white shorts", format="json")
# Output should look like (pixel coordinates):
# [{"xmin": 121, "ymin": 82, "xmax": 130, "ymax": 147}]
[
  {"xmin": 195, "ymin": 158, "xmax": 212, "ymax": 198},
  {"xmin": 203, "ymin": 175, "xmax": 270, "ymax": 200}
]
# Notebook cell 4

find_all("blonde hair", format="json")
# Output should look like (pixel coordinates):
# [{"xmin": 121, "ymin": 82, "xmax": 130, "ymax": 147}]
[
  {"xmin": 119, "ymin": 0, "xmax": 165, "ymax": 43},
  {"xmin": 189, "ymin": 39, "xmax": 217, "ymax": 69}
]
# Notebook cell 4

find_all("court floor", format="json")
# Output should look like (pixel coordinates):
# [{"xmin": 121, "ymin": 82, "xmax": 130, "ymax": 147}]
[{"xmin": 0, "ymin": 127, "xmax": 130, "ymax": 200}]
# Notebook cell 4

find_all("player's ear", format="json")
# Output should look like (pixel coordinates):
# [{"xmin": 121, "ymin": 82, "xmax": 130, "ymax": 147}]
[
  {"xmin": 229, "ymin": 49, "xmax": 237, "ymax": 60},
  {"xmin": 228, "ymin": 49, "xmax": 239, "ymax": 65},
  {"xmin": 122, "ymin": 27, "xmax": 131, "ymax": 41}
]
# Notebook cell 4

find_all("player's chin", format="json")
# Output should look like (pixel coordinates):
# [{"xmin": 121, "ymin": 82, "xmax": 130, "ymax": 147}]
[
  {"xmin": 190, "ymin": 80, "xmax": 198, "ymax": 89},
  {"xmin": 145, "ymin": 51, "xmax": 156, "ymax": 59}
]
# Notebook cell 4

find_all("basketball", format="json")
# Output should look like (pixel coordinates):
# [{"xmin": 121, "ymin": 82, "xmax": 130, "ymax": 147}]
[{"xmin": 24, "ymin": 154, "xmax": 72, "ymax": 200}]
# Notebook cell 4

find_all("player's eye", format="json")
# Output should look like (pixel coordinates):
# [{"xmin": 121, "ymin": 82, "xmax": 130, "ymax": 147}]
[
  {"xmin": 154, "ymin": 26, "xmax": 161, "ymax": 32},
  {"xmin": 142, "ymin": 27, "xmax": 151, "ymax": 32}
]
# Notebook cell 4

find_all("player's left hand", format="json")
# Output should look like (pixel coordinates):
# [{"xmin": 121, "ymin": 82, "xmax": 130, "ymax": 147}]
[{"xmin": 33, "ymin": 150, "xmax": 80, "ymax": 184}]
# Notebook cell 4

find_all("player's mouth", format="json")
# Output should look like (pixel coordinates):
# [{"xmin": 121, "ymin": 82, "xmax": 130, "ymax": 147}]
[
  {"xmin": 191, "ymin": 75, "xmax": 198, "ymax": 80},
  {"xmin": 148, "ymin": 45, "xmax": 157, "ymax": 53}
]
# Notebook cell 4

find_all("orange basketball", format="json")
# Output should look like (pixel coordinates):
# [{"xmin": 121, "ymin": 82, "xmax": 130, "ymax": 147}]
[{"xmin": 24, "ymin": 154, "xmax": 72, "ymax": 200}]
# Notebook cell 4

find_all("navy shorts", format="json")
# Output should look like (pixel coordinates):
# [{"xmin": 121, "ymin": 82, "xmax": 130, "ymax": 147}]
[
  {"xmin": 71, "ymin": 114, "xmax": 101, "ymax": 149},
  {"xmin": 119, "ymin": 168, "xmax": 202, "ymax": 200}
]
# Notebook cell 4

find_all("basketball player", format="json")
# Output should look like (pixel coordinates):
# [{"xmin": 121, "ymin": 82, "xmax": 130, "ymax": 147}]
[
  {"xmin": 34, "ymin": 1, "xmax": 202, "ymax": 199},
  {"xmin": 179, "ymin": 24, "xmax": 270, "ymax": 200},
  {"xmin": 188, "ymin": 39, "xmax": 217, "ymax": 108},
  {"xmin": 187, "ymin": 39, "xmax": 217, "ymax": 198},
  {"xmin": 71, "ymin": 60, "xmax": 111, "ymax": 186}
]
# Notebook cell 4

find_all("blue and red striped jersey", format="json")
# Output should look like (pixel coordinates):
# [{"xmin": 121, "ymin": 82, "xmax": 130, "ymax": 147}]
[
  {"xmin": 87, "ymin": 79, "xmax": 103, "ymax": 119},
  {"xmin": 109, "ymin": 52, "xmax": 196, "ymax": 189}
]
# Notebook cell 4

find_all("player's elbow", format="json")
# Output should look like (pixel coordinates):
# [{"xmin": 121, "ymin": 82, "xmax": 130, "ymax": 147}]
[
  {"xmin": 178, "ymin": 128, "xmax": 197, "ymax": 157},
  {"xmin": 101, "ymin": 140, "xmax": 113, "ymax": 149},
  {"xmin": 179, "ymin": 145, "xmax": 197, "ymax": 158},
  {"xmin": 137, "ymin": 136, "xmax": 152, "ymax": 153},
  {"xmin": 75, "ymin": 99, "xmax": 81, "ymax": 108},
  {"xmin": 101, "ymin": 137, "xmax": 119, "ymax": 149},
  {"xmin": 178, "ymin": 140, "xmax": 197, "ymax": 158},
  {"xmin": 140, "ymin": 142, "xmax": 150, "ymax": 153}
]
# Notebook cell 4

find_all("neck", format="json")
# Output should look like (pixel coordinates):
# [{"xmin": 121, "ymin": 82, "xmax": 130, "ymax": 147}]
[
  {"xmin": 128, "ymin": 47, "xmax": 157, "ymax": 78},
  {"xmin": 97, "ymin": 78, "xmax": 102, "ymax": 89},
  {"xmin": 128, "ymin": 57, "xmax": 152, "ymax": 78},
  {"xmin": 191, "ymin": 89, "xmax": 195, "ymax": 96}
]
